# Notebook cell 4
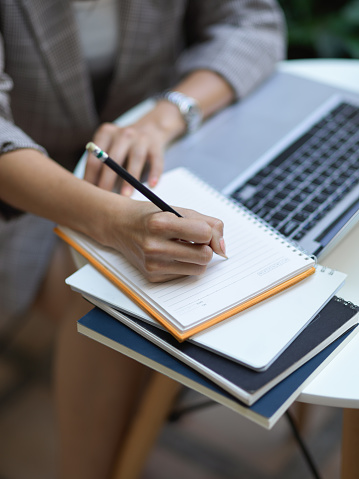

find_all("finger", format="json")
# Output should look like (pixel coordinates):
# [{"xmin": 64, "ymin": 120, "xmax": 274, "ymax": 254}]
[
  {"xmin": 121, "ymin": 140, "xmax": 149, "ymax": 196},
  {"xmin": 97, "ymin": 133, "xmax": 137, "ymax": 191},
  {"xmin": 147, "ymin": 145, "xmax": 164, "ymax": 188},
  {"xmin": 177, "ymin": 209, "xmax": 227, "ymax": 258},
  {"xmin": 89, "ymin": 124, "xmax": 120, "ymax": 190},
  {"xmin": 147, "ymin": 212, "xmax": 214, "ymax": 245},
  {"xmin": 92, "ymin": 123, "xmax": 116, "ymax": 155},
  {"xmin": 85, "ymin": 123, "xmax": 117, "ymax": 187},
  {"xmin": 205, "ymin": 216, "xmax": 227, "ymax": 258},
  {"xmin": 173, "ymin": 242, "xmax": 214, "ymax": 266},
  {"xmin": 141, "ymin": 249, "xmax": 211, "ymax": 282},
  {"xmin": 84, "ymin": 151, "xmax": 103, "ymax": 185},
  {"xmin": 152, "ymin": 209, "xmax": 225, "ymax": 253},
  {"xmin": 154, "ymin": 240, "xmax": 214, "ymax": 266}
]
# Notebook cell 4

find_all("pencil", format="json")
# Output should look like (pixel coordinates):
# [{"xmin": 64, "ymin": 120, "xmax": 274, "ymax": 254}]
[{"xmin": 86, "ymin": 142, "xmax": 182, "ymax": 217}]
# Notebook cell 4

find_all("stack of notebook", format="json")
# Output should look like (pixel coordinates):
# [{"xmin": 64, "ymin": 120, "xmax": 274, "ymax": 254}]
[{"xmin": 61, "ymin": 168, "xmax": 359, "ymax": 428}]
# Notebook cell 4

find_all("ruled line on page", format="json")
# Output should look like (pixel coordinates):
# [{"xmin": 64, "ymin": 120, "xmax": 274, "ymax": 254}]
[{"xmin": 61, "ymin": 168, "xmax": 314, "ymax": 330}]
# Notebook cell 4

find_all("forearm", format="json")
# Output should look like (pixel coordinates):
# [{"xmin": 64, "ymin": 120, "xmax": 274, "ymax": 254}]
[
  {"xmin": 0, "ymin": 148, "xmax": 117, "ymax": 245},
  {"xmin": 174, "ymin": 69, "xmax": 235, "ymax": 119},
  {"xmin": 0, "ymin": 148, "xmax": 226, "ymax": 281},
  {"xmin": 177, "ymin": 0, "xmax": 286, "ymax": 100},
  {"xmin": 140, "ymin": 69, "xmax": 235, "ymax": 143}
]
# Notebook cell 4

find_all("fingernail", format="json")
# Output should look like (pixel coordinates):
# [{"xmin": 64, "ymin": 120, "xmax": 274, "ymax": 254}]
[
  {"xmin": 149, "ymin": 176, "xmax": 158, "ymax": 187},
  {"xmin": 122, "ymin": 186, "xmax": 132, "ymax": 196},
  {"xmin": 219, "ymin": 237, "xmax": 228, "ymax": 258}
]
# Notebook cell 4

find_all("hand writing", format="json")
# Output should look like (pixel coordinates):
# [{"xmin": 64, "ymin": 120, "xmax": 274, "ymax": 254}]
[{"xmin": 104, "ymin": 199, "xmax": 226, "ymax": 282}]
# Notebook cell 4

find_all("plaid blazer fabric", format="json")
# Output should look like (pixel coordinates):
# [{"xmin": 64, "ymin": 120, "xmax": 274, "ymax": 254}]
[
  {"xmin": 0, "ymin": 0, "xmax": 285, "ymax": 320},
  {"xmin": 0, "ymin": 0, "xmax": 286, "ymax": 169}
]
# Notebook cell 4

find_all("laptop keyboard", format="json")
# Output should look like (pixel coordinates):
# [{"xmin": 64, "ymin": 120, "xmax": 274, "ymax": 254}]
[{"xmin": 231, "ymin": 101, "xmax": 359, "ymax": 242}]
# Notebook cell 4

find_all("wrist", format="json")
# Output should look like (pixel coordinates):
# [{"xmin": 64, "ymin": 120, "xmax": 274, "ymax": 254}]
[
  {"xmin": 93, "ymin": 193, "xmax": 135, "ymax": 251},
  {"xmin": 155, "ymin": 90, "xmax": 203, "ymax": 136},
  {"xmin": 143, "ymin": 100, "xmax": 187, "ymax": 144},
  {"xmin": 80, "ymin": 188, "xmax": 119, "ymax": 246}
]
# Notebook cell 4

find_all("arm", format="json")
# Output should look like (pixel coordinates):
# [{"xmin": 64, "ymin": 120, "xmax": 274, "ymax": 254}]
[
  {"xmin": 85, "ymin": 69, "xmax": 234, "ymax": 194},
  {"xmin": 0, "ymin": 27, "xmax": 226, "ymax": 280},
  {"xmin": 0, "ymin": 148, "xmax": 226, "ymax": 281},
  {"xmin": 177, "ymin": 0, "xmax": 287, "ymax": 99},
  {"xmin": 85, "ymin": 0, "xmax": 286, "ymax": 195}
]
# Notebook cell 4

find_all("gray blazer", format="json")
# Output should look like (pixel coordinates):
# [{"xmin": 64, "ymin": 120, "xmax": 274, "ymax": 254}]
[
  {"xmin": 0, "ymin": 0, "xmax": 286, "ymax": 169},
  {"xmin": 0, "ymin": 0, "xmax": 286, "ymax": 321}
]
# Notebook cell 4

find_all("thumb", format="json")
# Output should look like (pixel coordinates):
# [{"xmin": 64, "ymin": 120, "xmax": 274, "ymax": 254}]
[{"xmin": 208, "ymin": 218, "xmax": 227, "ymax": 259}]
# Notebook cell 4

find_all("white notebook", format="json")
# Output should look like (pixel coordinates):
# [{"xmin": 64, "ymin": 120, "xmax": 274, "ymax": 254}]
[
  {"xmin": 57, "ymin": 167, "xmax": 316, "ymax": 341},
  {"xmin": 67, "ymin": 263, "xmax": 346, "ymax": 370}
]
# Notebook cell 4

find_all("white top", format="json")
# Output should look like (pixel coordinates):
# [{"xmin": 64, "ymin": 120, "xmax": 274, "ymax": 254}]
[{"xmin": 72, "ymin": 0, "xmax": 119, "ymax": 78}]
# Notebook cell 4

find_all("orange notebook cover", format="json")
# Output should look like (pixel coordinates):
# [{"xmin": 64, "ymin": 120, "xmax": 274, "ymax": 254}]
[
  {"xmin": 54, "ymin": 168, "xmax": 317, "ymax": 342},
  {"xmin": 55, "ymin": 227, "xmax": 315, "ymax": 341}
]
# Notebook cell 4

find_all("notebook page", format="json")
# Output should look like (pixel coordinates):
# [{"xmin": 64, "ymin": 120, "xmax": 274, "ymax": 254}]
[
  {"xmin": 130, "ymin": 169, "xmax": 314, "ymax": 329},
  {"xmin": 67, "ymin": 264, "xmax": 346, "ymax": 370},
  {"xmin": 61, "ymin": 168, "xmax": 315, "ymax": 331}
]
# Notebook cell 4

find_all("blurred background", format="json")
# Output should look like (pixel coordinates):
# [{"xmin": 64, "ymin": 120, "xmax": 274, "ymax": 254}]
[
  {"xmin": 1, "ymin": 1, "xmax": 359, "ymax": 478},
  {"xmin": 279, "ymin": 0, "xmax": 359, "ymax": 59}
]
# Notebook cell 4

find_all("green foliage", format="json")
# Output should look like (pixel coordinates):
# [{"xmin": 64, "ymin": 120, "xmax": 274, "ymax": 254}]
[{"xmin": 278, "ymin": 0, "xmax": 359, "ymax": 59}]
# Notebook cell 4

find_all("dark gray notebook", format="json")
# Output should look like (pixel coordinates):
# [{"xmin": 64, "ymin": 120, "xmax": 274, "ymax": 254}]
[{"xmin": 84, "ymin": 295, "xmax": 358, "ymax": 406}]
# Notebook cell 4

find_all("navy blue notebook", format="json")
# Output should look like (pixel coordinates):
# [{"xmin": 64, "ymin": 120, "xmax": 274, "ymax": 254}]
[
  {"xmin": 85, "ymin": 296, "xmax": 358, "ymax": 406},
  {"xmin": 77, "ymin": 306, "xmax": 357, "ymax": 429}
]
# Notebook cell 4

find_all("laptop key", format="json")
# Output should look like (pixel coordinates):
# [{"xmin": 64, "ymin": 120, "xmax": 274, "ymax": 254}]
[
  {"xmin": 273, "ymin": 191, "xmax": 288, "ymax": 201},
  {"xmin": 233, "ymin": 184, "xmax": 257, "ymax": 201},
  {"xmin": 293, "ymin": 212, "xmax": 308, "ymax": 223},
  {"xmin": 247, "ymin": 174, "xmax": 267, "ymax": 186},
  {"xmin": 293, "ymin": 230, "xmax": 306, "ymax": 241},
  {"xmin": 261, "ymin": 199, "xmax": 277, "ymax": 210},
  {"xmin": 303, "ymin": 203, "xmax": 318, "ymax": 213},
  {"xmin": 229, "ymin": 100, "xmax": 359, "ymax": 251},
  {"xmin": 279, "ymin": 220, "xmax": 300, "ymax": 236},
  {"xmin": 282, "ymin": 200, "xmax": 300, "ymax": 213}
]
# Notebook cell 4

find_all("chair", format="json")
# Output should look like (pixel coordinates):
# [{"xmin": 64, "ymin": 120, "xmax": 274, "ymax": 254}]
[
  {"xmin": 110, "ymin": 371, "xmax": 320, "ymax": 479},
  {"xmin": 111, "ymin": 372, "xmax": 181, "ymax": 479}
]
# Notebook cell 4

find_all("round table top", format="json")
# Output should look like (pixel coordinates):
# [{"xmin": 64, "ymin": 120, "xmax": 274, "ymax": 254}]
[
  {"xmin": 74, "ymin": 59, "xmax": 359, "ymax": 408},
  {"xmin": 278, "ymin": 59, "xmax": 359, "ymax": 407},
  {"xmin": 279, "ymin": 58, "xmax": 359, "ymax": 95}
]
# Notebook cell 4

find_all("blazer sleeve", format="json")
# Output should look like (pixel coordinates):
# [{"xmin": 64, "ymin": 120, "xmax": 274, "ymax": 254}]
[
  {"xmin": 177, "ymin": 0, "xmax": 286, "ymax": 99},
  {"xmin": 0, "ymin": 33, "xmax": 47, "ymax": 157},
  {"xmin": 0, "ymin": 33, "xmax": 47, "ymax": 219}
]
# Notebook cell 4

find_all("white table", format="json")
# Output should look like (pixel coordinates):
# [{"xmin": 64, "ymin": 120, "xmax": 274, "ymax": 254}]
[
  {"xmin": 278, "ymin": 59, "xmax": 359, "ymax": 479},
  {"xmin": 75, "ymin": 59, "xmax": 359, "ymax": 479},
  {"xmin": 276, "ymin": 59, "xmax": 359, "ymax": 407}
]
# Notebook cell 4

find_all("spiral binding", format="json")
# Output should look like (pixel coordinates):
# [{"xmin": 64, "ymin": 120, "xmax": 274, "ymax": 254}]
[
  {"xmin": 184, "ymin": 168, "xmax": 316, "ymax": 263},
  {"xmin": 334, "ymin": 296, "xmax": 359, "ymax": 311},
  {"xmin": 318, "ymin": 265, "xmax": 336, "ymax": 275}
]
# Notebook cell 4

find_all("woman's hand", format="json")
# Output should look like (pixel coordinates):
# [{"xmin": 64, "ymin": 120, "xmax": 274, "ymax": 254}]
[
  {"xmin": 84, "ymin": 102, "xmax": 186, "ymax": 195},
  {"xmin": 104, "ymin": 198, "xmax": 226, "ymax": 282},
  {"xmin": 84, "ymin": 70, "xmax": 234, "ymax": 197}
]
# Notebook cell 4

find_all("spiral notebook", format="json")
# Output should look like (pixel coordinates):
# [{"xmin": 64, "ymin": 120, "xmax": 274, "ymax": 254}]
[
  {"xmin": 66, "ymin": 263, "xmax": 346, "ymax": 371},
  {"xmin": 77, "ymin": 306, "xmax": 358, "ymax": 429},
  {"xmin": 56, "ymin": 167, "xmax": 316, "ymax": 341},
  {"xmin": 77, "ymin": 296, "xmax": 358, "ymax": 406}
]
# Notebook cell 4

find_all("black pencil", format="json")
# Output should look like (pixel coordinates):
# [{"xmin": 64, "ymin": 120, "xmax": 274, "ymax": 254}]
[{"xmin": 86, "ymin": 142, "xmax": 182, "ymax": 217}]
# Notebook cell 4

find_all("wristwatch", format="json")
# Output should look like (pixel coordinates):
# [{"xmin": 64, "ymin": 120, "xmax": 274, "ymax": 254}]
[{"xmin": 157, "ymin": 90, "xmax": 203, "ymax": 133}]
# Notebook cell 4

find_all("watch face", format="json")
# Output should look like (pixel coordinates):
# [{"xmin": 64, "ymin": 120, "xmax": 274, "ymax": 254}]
[
  {"xmin": 186, "ymin": 103, "xmax": 202, "ymax": 132},
  {"xmin": 161, "ymin": 91, "xmax": 202, "ymax": 132}
]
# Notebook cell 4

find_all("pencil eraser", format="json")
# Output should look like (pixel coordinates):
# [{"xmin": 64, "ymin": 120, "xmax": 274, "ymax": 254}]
[{"xmin": 86, "ymin": 142, "xmax": 97, "ymax": 153}]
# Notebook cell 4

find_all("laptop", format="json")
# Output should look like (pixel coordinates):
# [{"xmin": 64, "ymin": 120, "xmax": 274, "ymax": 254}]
[{"xmin": 164, "ymin": 71, "xmax": 359, "ymax": 259}]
